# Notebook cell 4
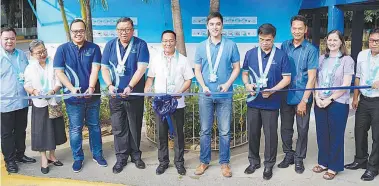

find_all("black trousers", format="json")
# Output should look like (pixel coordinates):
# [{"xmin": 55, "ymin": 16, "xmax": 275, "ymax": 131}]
[
  {"xmin": 280, "ymin": 92, "xmax": 313, "ymax": 162},
  {"xmin": 354, "ymin": 95, "xmax": 379, "ymax": 172},
  {"xmin": 155, "ymin": 108, "xmax": 185, "ymax": 166},
  {"xmin": 1, "ymin": 107, "xmax": 28, "ymax": 162},
  {"xmin": 247, "ymin": 107, "xmax": 279, "ymax": 168},
  {"xmin": 110, "ymin": 98, "xmax": 144, "ymax": 162}
]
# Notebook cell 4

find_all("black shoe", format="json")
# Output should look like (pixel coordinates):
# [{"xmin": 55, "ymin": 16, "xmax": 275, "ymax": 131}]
[
  {"xmin": 361, "ymin": 170, "xmax": 378, "ymax": 181},
  {"xmin": 295, "ymin": 161, "xmax": 305, "ymax": 174},
  {"xmin": 112, "ymin": 161, "xmax": 127, "ymax": 174},
  {"xmin": 244, "ymin": 164, "xmax": 261, "ymax": 174},
  {"xmin": 15, "ymin": 155, "xmax": 37, "ymax": 163},
  {"xmin": 156, "ymin": 164, "xmax": 169, "ymax": 175},
  {"xmin": 48, "ymin": 159, "xmax": 64, "ymax": 166},
  {"xmin": 277, "ymin": 157, "xmax": 294, "ymax": 168},
  {"xmin": 131, "ymin": 159, "xmax": 146, "ymax": 169},
  {"xmin": 263, "ymin": 167, "xmax": 273, "ymax": 180},
  {"xmin": 5, "ymin": 161, "xmax": 18, "ymax": 173},
  {"xmin": 41, "ymin": 166, "xmax": 49, "ymax": 174},
  {"xmin": 176, "ymin": 164, "xmax": 186, "ymax": 175},
  {"xmin": 344, "ymin": 161, "xmax": 367, "ymax": 170}
]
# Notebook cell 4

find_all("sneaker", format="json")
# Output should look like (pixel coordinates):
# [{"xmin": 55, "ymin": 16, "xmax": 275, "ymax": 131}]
[
  {"xmin": 93, "ymin": 156, "xmax": 108, "ymax": 167},
  {"xmin": 72, "ymin": 160, "xmax": 83, "ymax": 173}
]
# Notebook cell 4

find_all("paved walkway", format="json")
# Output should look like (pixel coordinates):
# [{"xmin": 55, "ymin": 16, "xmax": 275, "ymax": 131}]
[{"xmin": 1, "ymin": 109, "xmax": 378, "ymax": 186}]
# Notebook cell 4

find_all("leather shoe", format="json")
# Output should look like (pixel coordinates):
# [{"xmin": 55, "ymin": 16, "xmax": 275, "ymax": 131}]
[
  {"xmin": 361, "ymin": 170, "xmax": 378, "ymax": 181},
  {"xmin": 176, "ymin": 164, "xmax": 186, "ymax": 175},
  {"xmin": 131, "ymin": 159, "xmax": 146, "ymax": 169},
  {"xmin": 221, "ymin": 164, "xmax": 232, "ymax": 177},
  {"xmin": 15, "ymin": 155, "xmax": 37, "ymax": 163},
  {"xmin": 244, "ymin": 164, "xmax": 261, "ymax": 174},
  {"xmin": 48, "ymin": 159, "xmax": 64, "ymax": 166},
  {"xmin": 194, "ymin": 163, "xmax": 209, "ymax": 175},
  {"xmin": 295, "ymin": 161, "xmax": 305, "ymax": 174},
  {"xmin": 277, "ymin": 157, "xmax": 294, "ymax": 168},
  {"xmin": 156, "ymin": 164, "xmax": 169, "ymax": 175},
  {"xmin": 5, "ymin": 161, "xmax": 18, "ymax": 173},
  {"xmin": 41, "ymin": 166, "xmax": 49, "ymax": 174},
  {"xmin": 344, "ymin": 161, "xmax": 367, "ymax": 170},
  {"xmin": 263, "ymin": 167, "xmax": 273, "ymax": 180},
  {"xmin": 112, "ymin": 161, "xmax": 127, "ymax": 174}
]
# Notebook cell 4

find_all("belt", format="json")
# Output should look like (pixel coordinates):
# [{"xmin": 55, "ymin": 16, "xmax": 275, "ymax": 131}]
[{"xmin": 360, "ymin": 94, "xmax": 379, "ymax": 101}]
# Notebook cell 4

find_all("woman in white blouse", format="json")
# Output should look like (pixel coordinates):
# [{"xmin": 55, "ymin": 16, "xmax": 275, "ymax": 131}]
[{"xmin": 24, "ymin": 40, "xmax": 67, "ymax": 174}]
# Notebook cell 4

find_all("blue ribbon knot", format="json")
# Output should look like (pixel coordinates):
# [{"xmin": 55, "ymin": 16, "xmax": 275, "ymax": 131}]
[{"xmin": 152, "ymin": 95, "xmax": 178, "ymax": 138}]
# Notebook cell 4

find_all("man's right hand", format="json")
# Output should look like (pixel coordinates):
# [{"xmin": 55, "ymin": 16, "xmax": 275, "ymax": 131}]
[
  {"xmin": 296, "ymin": 101, "xmax": 307, "ymax": 117},
  {"xmin": 203, "ymin": 86, "xmax": 211, "ymax": 96},
  {"xmin": 352, "ymin": 97, "xmax": 359, "ymax": 110},
  {"xmin": 108, "ymin": 85, "xmax": 117, "ymax": 98},
  {"xmin": 32, "ymin": 89, "xmax": 40, "ymax": 96},
  {"xmin": 245, "ymin": 84, "xmax": 256, "ymax": 96},
  {"xmin": 69, "ymin": 87, "xmax": 81, "ymax": 98}
]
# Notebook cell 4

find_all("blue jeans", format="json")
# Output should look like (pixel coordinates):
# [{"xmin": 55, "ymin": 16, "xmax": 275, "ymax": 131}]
[
  {"xmin": 65, "ymin": 99, "xmax": 103, "ymax": 161},
  {"xmin": 199, "ymin": 96, "xmax": 232, "ymax": 164}
]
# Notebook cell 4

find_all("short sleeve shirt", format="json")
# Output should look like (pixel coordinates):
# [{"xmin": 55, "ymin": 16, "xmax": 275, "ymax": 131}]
[{"xmin": 356, "ymin": 49, "xmax": 379, "ymax": 97}]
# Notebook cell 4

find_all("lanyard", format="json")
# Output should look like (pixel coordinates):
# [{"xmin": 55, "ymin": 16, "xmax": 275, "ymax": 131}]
[
  {"xmin": 39, "ymin": 59, "xmax": 50, "ymax": 92},
  {"xmin": 206, "ymin": 37, "xmax": 224, "ymax": 75},
  {"xmin": 116, "ymin": 37, "xmax": 134, "ymax": 70},
  {"xmin": 320, "ymin": 55, "xmax": 341, "ymax": 96},
  {"xmin": 257, "ymin": 47, "xmax": 276, "ymax": 81},
  {"xmin": 162, "ymin": 50, "xmax": 179, "ymax": 87},
  {"xmin": 367, "ymin": 50, "xmax": 379, "ymax": 83},
  {"xmin": 2, "ymin": 49, "xmax": 21, "ymax": 74}
]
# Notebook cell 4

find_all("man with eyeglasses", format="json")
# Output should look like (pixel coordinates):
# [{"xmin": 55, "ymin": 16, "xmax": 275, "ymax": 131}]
[
  {"xmin": 101, "ymin": 17, "xmax": 149, "ymax": 174},
  {"xmin": 1, "ymin": 27, "xmax": 37, "ymax": 174},
  {"xmin": 144, "ymin": 30, "xmax": 194, "ymax": 176},
  {"xmin": 54, "ymin": 19, "xmax": 107, "ymax": 173},
  {"xmin": 345, "ymin": 28, "xmax": 379, "ymax": 181}
]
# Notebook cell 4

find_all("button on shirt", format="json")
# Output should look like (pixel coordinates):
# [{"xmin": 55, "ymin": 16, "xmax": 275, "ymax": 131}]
[
  {"xmin": 0, "ymin": 47, "xmax": 29, "ymax": 113},
  {"xmin": 317, "ymin": 55, "xmax": 355, "ymax": 104},
  {"xmin": 53, "ymin": 41, "xmax": 101, "ymax": 104},
  {"xmin": 356, "ymin": 49, "xmax": 379, "ymax": 97},
  {"xmin": 194, "ymin": 37, "xmax": 240, "ymax": 98},
  {"xmin": 101, "ymin": 37, "xmax": 149, "ymax": 100},
  {"xmin": 147, "ymin": 51, "xmax": 195, "ymax": 108},
  {"xmin": 243, "ymin": 47, "xmax": 291, "ymax": 110},
  {"xmin": 281, "ymin": 39, "xmax": 318, "ymax": 105},
  {"xmin": 24, "ymin": 58, "xmax": 62, "ymax": 108}
]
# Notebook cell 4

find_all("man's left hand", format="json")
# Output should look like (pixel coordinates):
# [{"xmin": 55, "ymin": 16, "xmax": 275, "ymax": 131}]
[
  {"xmin": 219, "ymin": 83, "xmax": 231, "ymax": 92},
  {"xmin": 262, "ymin": 88, "xmax": 275, "ymax": 98},
  {"xmin": 372, "ymin": 81, "xmax": 379, "ymax": 89}
]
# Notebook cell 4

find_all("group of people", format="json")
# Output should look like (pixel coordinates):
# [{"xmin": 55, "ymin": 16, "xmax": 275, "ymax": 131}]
[{"xmin": 0, "ymin": 11, "xmax": 378, "ymax": 182}]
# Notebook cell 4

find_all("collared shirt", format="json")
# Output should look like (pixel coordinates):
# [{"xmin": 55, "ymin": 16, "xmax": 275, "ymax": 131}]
[
  {"xmin": 243, "ymin": 47, "xmax": 291, "ymax": 110},
  {"xmin": 0, "ymin": 47, "xmax": 29, "ymax": 113},
  {"xmin": 194, "ymin": 37, "xmax": 240, "ymax": 98},
  {"xmin": 53, "ymin": 41, "xmax": 101, "ymax": 104},
  {"xmin": 356, "ymin": 49, "xmax": 379, "ymax": 97},
  {"xmin": 281, "ymin": 39, "xmax": 318, "ymax": 105},
  {"xmin": 317, "ymin": 55, "xmax": 354, "ymax": 104},
  {"xmin": 101, "ymin": 37, "xmax": 149, "ymax": 100},
  {"xmin": 24, "ymin": 58, "xmax": 62, "ymax": 108},
  {"xmin": 147, "ymin": 51, "xmax": 194, "ymax": 108}
]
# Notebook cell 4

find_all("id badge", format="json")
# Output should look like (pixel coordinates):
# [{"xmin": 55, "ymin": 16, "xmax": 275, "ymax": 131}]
[
  {"xmin": 167, "ymin": 84, "xmax": 176, "ymax": 93},
  {"xmin": 18, "ymin": 73, "xmax": 25, "ymax": 83},
  {"xmin": 116, "ymin": 64, "xmax": 125, "ymax": 76},
  {"xmin": 209, "ymin": 73, "xmax": 218, "ymax": 83},
  {"xmin": 258, "ymin": 78, "xmax": 268, "ymax": 88}
]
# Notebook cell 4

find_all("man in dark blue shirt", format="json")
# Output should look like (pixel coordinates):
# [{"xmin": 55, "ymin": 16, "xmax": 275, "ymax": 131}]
[
  {"xmin": 54, "ymin": 19, "xmax": 107, "ymax": 173},
  {"xmin": 101, "ymin": 17, "xmax": 149, "ymax": 174},
  {"xmin": 242, "ymin": 24, "xmax": 291, "ymax": 180},
  {"xmin": 278, "ymin": 15, "xmax": 318, "ymax": 174}
]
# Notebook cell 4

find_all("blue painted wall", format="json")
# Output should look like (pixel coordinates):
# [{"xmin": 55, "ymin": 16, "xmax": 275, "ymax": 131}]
[{"xmin": 301, "ymin": 0, "xmax": 370, "ymax": 9}]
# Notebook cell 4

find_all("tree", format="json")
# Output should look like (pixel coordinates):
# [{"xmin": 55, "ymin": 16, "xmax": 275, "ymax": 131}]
[
  {"xmin": 210, "ymin": 0, "xmax": 219, "ymax": 13},
  {"xmin": 171, "ymin": 0, "xmax": 186, "ymax": 56},
  {"xmin": 58, "ymin": 0, "xmax": 71, "ymax": 41},
  {"xmin": 79, "ymin": 0, "xmax": 108, "ymax": 42}
]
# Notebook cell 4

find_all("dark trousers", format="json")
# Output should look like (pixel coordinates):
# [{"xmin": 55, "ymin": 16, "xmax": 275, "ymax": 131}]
[
  {"xmin": 247, "ymin": 107, "xmax": 279, "ymax": 168},
  {"xmin": 1, "ymin": 107, "xmax": 28, "ymax": 162},
  {"xmin": 280, "ymin": 93, "xmax": 313, "ymax": 162},
  {"xmin": 314, "ymin": 102, "xmax": 349, "ymax": 172},
  {"xmin": 155, "ymin": 108, "xmax": 185, "ymax": 166},
  {"xmin": 354, "ymin": 95, "xmax": 379, "ymax": 172},
  {"xmin": 110, "ymin": 98, "xmax": 144, "ymax": 162}
]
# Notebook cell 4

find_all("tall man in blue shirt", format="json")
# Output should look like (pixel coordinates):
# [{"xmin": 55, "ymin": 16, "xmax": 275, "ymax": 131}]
[
  {"xmin": 1, "ymin": 27, "xmax": 36, "ymax": 173},
  {"xmin": 242, "ymin": 24, "xmax": 291, "ymax": 180},
  {"xmin": 54, "ymin": 19, "xmax": 107, "ymax": 173},
  {"xmin": 194, "ymin": 12, "xmax": 240, "ymax": 177},
  {"xmin": 278, "ymin": 15, "xmax": 318, "ymax": 174},
  {"xmin": 101, "ymin": 17, "xmax": 149, "ymax": 174}
]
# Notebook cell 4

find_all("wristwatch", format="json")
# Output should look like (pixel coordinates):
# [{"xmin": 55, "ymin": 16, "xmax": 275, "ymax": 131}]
[
  {"xmin": 302, "ymin": 98, "xmax": 308, "ymax": 104},
  {"xmin": 127, "ymin": 85, "xmax": 134, "ymax": 91},
  {"xmin": 330, "ymin": 98, "xmax": 335, "ymax": 102}
]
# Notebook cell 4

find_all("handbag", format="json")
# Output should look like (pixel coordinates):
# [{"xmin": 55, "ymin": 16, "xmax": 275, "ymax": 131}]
[{"xmin": 48, "ymin": 102, "xmax": 63, "ymax": 119}]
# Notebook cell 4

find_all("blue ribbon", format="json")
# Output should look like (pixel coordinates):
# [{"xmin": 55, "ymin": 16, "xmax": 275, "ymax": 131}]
[{"xmin": 152, "ymin": 95, "xmax": 178, "ymax": 138}]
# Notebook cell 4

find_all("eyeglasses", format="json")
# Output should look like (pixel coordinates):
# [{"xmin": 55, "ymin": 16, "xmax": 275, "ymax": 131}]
[
  {"xmin": 369, "ymin": 39, "xmax": 379, "ymax": 44},
  {"xmin": 71, "ymin": 29, "xmax": 86, "ymax": 35},
  {"xmin": 117, "ymin": 28, "xmax": 133, "ymax": 34},
  {"xmin": 33, "ymin": 49, "xmax": 47, "ymax": 56}
]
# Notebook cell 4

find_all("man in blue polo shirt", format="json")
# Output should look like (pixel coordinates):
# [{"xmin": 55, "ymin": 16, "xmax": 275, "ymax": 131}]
[
  {"xmin": 54, "ymin": 19, "xmax": 107, "ymax": 173},
  {"xmin": 242, "ymin": 24, "xmax": 291, "ymax": 180},
  {"xmin": 101, "ymin": 17, "xmax": 149, "ymax": 174},
  {"xmin": 278, "ymin": 15, "xmax": 318, "ymax": 174},
  {"xmin": 1, "ymin": 27, "xmax": 36, "ymax": 174},
  {"xmin": 194, "ymin": 12, "xmax": 240, "ymax": 177}
]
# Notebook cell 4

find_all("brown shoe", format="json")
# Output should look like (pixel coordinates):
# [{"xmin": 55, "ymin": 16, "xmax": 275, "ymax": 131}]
[
  {"xmin": 194, "ymin": 163, "xmax": 209, "ymax": 175},
  {"xmin": 221, "ymin": 164, "xmax": 232, "ymax": 177}
]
